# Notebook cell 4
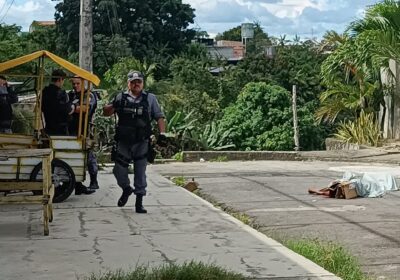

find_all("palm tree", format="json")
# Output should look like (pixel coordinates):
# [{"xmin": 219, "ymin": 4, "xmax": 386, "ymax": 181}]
[
  {"xmin": 316, "ymin": 1, "xmax": 400, "ymax": 142},
  {"xmin": 348, "ymin": 0, "xmax": 400, "ymax": 64},
  {"xmin": 317, "ymin": 1, "xmax": 400, "ymax": 123}
]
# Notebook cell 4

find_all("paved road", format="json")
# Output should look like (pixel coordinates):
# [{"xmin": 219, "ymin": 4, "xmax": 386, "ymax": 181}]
[
  {"xmin": 0, "ymin": 167, "xmax": 339, "ymax": 280},
  {"xmin": 153, "ymin": 160, "xmax": 400, "ymax": 280}
]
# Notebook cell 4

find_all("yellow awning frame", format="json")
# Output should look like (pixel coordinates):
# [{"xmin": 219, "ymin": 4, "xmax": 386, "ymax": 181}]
[
  {"xmin": 0, "ymin": 50, "xmax": 100, "ymax": 86},
  {"xmin": 0, "ymin": 50, "xmax": 99, "ymax": 142}
]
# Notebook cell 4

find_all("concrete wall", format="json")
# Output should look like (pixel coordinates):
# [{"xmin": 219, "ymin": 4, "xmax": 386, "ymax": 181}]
[
  {"xmin": 207, "ymin": 46, "xmax": 234, "ymax": 60},
  {"xmin": 325, "ymin": 138, "xmax": 360, "ymax": 150},
  {"xmin": 182, "ymin": 151, "xmax": 298, "ymax": 162}
]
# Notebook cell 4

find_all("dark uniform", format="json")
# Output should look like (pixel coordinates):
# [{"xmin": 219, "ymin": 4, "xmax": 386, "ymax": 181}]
[
  {"xmin": 111, "ymin": 90, "xmax": 164, "ymax": 210},
  {"xmin": 0, "ymin": 84, "xmax": 18, "ymax": 133},
  {"xmin": 42, "ymin": 84, "xmax": 73, "ymax": 135},
  {"xmin": 68, "ymin": 89, "xmax": 99, "ymax": 190},
  {"xmin": 42, "ymin": 82, "xmax": 94, "ymax": 195}
]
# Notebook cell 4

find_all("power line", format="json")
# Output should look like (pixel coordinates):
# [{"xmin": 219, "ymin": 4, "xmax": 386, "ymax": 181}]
[
  {"xmin": 0, "ymin": 0, "xmax": 14, "ymax": 23},
  {"xmin": 0, "ymin": 0, "xmax": 9, "ymax": 20}
]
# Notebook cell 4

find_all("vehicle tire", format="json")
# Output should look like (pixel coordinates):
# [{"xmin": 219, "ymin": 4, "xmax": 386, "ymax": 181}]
[{"xmin": 30, "ymin": 158, "xmax": 76, "ymax": 203}]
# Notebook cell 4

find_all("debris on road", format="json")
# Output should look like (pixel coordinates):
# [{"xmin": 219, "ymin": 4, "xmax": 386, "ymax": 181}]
[{"xmin": 308, "ymin": 172, "xmax": 398, "ymax": 199}]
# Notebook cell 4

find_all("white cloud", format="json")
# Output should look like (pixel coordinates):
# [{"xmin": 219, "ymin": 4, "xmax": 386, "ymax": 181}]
[
  {"xmin": 0, "ymin": 0, "xmax": 56, "ymax": 31},
  {"xmin": 260, "ymin": 0, "xmax": 323, "ymax": 18},
  {"xmin": 185, "ymin": 0, "xmax": 380, "ymax": 38},
  {"xmin": 0, "ymin": 0, "xmax": 382, "ymax": 38}
]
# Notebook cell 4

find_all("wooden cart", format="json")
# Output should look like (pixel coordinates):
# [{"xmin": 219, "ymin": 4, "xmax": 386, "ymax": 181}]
[
  {"xmin": 0, "ymin": 149, "xmax": 53, "ymax": 235},
  {"xmin": 0, "ymin": 51, "xmax": 100, "ymax": 235}
]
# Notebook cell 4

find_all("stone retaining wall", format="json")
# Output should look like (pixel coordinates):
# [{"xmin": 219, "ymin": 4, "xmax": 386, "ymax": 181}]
[
  {"xmin": 182, "ymin": 151, "xmax": 298, "ymax": 162},
  {"xmin": 325, "ymin": 138, "xmax": 360, "ymax": 150}
]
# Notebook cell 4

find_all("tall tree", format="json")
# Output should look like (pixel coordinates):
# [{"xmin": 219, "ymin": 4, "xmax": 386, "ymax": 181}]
[
  {"xmin": 54, "ymin": 0, "xmax": 196, "ymax": 76},
  {"xmin": 349, "ymin": 0, "xmax": 400, "ymax": 64},
  {"xmin": 0, "ymin": 24, "xmax": 25, "ymax": 61}
]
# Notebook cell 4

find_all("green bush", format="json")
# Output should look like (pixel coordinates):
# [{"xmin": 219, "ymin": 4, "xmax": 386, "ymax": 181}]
[
  {"xmin": 217, "ymin": 82, "xmax": 325, "ymax": 151},
  {"xmin": 83, "ymin": 261, "xmax": 246, "ymax": 280},
  {"xmin": 335, "ymin": 110, "xmax": 381, "ymax": 146}
]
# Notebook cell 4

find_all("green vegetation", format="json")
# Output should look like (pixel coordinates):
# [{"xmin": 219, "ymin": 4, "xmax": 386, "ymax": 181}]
[
  {"xmin": 209, "ymin": 155, "xmax": 228, "ymax": 162},
  {"xmin": 83, "ymin": 261, "xmax": 246, "ymax": 280},
  {"xmin": 335, "ymin": 110, "xmax": 381, "ymax": 146},
  {"xmin": 2, "ymin": 0, "xmax": 400, "ymax": 155},
  {"xmin": 317, "ymin": 0, "xmax": 400, "ymax": 145},
  {"xmin": 171, "ymin": 176, "xmax": 186, "ymax": 187},
  {"xmin": 173, "ymin": 152, "xmax": 183, "ymax": 162},
  {"xmin": 285, "ymin": 239, "xmax": 367, "ymax": 280},
  {"xmin": 54, "ymin": 0, "xmax": 195, "ymax": 77}
]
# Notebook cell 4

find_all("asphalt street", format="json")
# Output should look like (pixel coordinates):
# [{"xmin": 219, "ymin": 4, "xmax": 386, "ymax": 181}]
[
  {"xmin": 0, "ymin": 166, "xmax": 339, "ymax": 280},
  {"xmin": 153, "ymin": 160, "xmax": 400, "ymax": 280}
]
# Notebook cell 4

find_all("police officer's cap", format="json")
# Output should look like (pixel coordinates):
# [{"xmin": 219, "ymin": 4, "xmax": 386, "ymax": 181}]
[{"xmin": 127, "ymin": 71, "xmax": 144, "ymax": 82}]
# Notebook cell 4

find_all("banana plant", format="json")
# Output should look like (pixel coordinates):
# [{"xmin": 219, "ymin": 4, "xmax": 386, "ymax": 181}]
[{"xmin": 190, "ymin": 121, "xmax": 235, "ymax": 151}]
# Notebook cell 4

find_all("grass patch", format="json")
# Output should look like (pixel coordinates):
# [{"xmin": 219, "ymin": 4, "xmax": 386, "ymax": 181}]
[
  {"xmin": 171, "ymin": 176, "xmax": 186, "ymax": 187},
  {"xmin": 284, "ymin": 239, "xmax": 368, "ymax": 280},
  {"xmin": 209, "ymin": 155, "xmax": 228, "ymax": 162},
  {"xmin": 173, "ymin": 151, "xmax": 183, "ymax": 161},
  {"xmin": 83, "ymin": 261, "xmax": 246, "ymax": 280}
]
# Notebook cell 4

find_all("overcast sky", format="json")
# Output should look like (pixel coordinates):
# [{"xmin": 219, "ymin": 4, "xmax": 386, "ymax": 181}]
[{"xmin": 0, "ymin": 0, "xmax": 381, "ymax": 39}]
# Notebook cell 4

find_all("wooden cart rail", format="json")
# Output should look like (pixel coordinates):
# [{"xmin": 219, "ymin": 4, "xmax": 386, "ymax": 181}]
[{"xmin": 0, "ymin": 148, "xmax": 54, "ymax": 235}]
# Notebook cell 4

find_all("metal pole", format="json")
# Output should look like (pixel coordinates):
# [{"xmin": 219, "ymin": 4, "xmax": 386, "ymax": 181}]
[
  {"xmin": 292, "ymin": 85, "xmax": 300, "ymax": 151},
  {"xmin": 79, "ymin": 0, "xmax": 93, "ymax": 72}
]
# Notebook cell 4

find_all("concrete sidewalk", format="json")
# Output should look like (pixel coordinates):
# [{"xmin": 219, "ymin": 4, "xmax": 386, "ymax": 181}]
[{"xmin": 0, "ymin": 168, "xmax": 340, "ymax": 280}]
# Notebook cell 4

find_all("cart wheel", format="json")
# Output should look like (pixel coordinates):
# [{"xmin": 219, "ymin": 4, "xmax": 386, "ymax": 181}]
[{"xmin": 30, "ymin": 159, "xmax": 76, "ymax": 203}]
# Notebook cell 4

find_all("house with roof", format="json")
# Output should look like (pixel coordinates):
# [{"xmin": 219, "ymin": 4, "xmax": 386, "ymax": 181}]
[{"xmin": 29, "ymin": 21, "xmax": 56, "ymax": 33}]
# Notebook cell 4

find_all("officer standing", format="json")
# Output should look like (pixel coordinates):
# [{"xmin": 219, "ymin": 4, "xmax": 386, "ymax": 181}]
[
  {"xmin": 103, "ymin": 70, "xmax": 166, "ymax": 214},
  {"xmin": 0, "ymin": 75, "xmax": 18, "ymax": 133},
  {"xmin": 42, "ymin": 70, "xmax": 94, "ymax": 195},
  {"xmin": 69, "ymin": 76, "xmax": 98, "ymax": 193},
  {"xmin": 42, "ymin": 69, "xmax": 74, "ymax": 135}
]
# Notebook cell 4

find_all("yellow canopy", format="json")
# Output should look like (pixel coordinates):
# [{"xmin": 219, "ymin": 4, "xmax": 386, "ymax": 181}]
[{"xmin": 0, "ymin": 50, "xmax": 100, "ymax": 86}]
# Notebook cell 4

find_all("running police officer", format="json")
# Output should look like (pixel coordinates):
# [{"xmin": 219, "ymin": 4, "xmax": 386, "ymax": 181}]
[
  {"xmin": 68, "ymin": 76, "xmax": 98, "ymax": 193},
  {"xmin": 103, "ymin": 70, "xmax": 166, "ymax": 214}
]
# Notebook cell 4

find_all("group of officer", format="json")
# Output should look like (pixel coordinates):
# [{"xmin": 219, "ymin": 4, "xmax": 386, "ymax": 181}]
[
  {"xmin": 40, "ymin": 69, "xmax": 166, "ymax": 213},
  {"xmin": 0, "ymin": 69, "xmax": 164, "ymax": 213},
  {"xmin": 41, "ymin": 69, "xmax": 98, "ymax": 195}
]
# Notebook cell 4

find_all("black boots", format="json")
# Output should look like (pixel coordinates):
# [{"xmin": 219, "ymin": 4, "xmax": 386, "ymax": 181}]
[
  {"xmin": 135, "ymin": 195, "xmax": 147, "ymax": 214},
  {"xmin": 118, "ymin": 187, "xmax": 133, "ymax": 207},
  {"xmin": 89, "ymin": 174, "xmax": 99, "ymax": 190},
  {"xmin": 118, "ymin": 188, "xmax": 147, "ymax": 213},
  {"xmin": 75, "ymin": 182, "xmax": 96, "ymax": 195}
]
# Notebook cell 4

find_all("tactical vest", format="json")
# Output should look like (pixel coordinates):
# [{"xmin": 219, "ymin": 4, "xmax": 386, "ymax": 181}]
[{"xmin": 115, "ymin": 92, "xmax": 152, "ymax": 144}]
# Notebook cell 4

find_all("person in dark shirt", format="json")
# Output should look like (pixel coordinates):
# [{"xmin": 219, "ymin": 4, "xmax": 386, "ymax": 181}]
[
  {"xmin": 42, "ymin": 70, "xmax": 94, "ymax": 195},
  {"xmin": 0, "ymin": 75, "xmax": 18, "ymax": 133},
  {"xmin": 68, "ymin": 76, "xmax": 98, "ymax": 193},
  {"xmin": 42, "ymin": 69, "xmax": 75, "ymax": 136},
  {"xmin": 68, "ymin": 77, "xmax": 98, "ymax": 136}
]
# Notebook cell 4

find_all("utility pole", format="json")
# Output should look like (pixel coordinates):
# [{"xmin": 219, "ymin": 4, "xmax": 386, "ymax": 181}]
[
  {"xmin": 292, "ymin": 85, "xmax": 300, "ymax": 151},
  {"xmin": 79, "ymin": 0, "xmax": 93, "ymax": 72}
]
